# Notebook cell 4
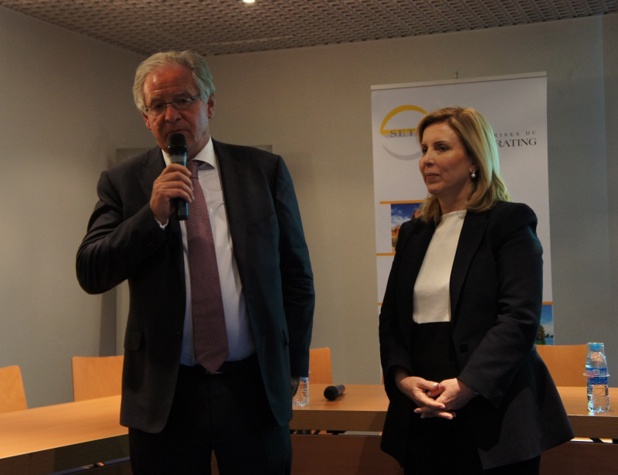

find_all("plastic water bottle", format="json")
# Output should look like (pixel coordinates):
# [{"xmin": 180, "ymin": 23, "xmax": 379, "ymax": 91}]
[
  {"xmin": 584, "ymin": 342, "xmax": 610, "ymax": 413},
  {"xmin": 292, "ymin": 376, "xmax": 310, "ymax": 407}
]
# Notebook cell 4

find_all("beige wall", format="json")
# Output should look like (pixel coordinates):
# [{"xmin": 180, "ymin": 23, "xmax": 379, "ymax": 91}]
[
  {"xmin": 207, "ymin": 14, "xmax": 618, "ymax": 386},
  {"xmin": 1, "ymin": 3, "xmax": 616, "ymax": 407},
  {"xmin": 0, "ymin": 6, "xmax": 153, "ymax": 406}
]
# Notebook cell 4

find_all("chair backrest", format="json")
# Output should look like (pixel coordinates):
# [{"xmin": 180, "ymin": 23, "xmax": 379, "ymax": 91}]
[
  {"xmin": 536, "ymin": 344, "xmax": 588, "ymax": 386},
  {"xmin": 72, "ymin": 355, "xmax": 124, "ymax": 401},
  {"xmin": 309, "ymin": 347, "xmax": 333, "ymax": 384},
  {"xmin": 0, "ymin": 365, "xmax": 28, "ymax": 413}
]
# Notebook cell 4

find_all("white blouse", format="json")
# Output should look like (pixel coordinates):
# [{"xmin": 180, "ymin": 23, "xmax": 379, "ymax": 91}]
[{"xmin": 413, "ymin": 210, "xmax": 466, "ymax": 324}]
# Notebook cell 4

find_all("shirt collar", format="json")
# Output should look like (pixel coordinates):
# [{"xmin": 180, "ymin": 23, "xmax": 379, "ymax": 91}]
[{"xmin": 161, "ymin": 137, "xmax": 216, "ymax": 169}]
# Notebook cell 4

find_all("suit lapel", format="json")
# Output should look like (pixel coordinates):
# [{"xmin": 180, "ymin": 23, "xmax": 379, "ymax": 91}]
[
  {"xmin": 137, "ymin": 148, "xmax": 165, "ymax": 202},
  {"xmin": 212, "ymin": 140, "xmax": 247, "ymax": 258},
  {"xmin": 450, "ymin": 211, "xmax": 489, "ymax": 322},
  {"xmin": 404, "ymin": 221, "xmax": 435, "ymax": 290},
  {"xmin": 397, "ymin": 220, "xmax": 435, "ymax": 321}
]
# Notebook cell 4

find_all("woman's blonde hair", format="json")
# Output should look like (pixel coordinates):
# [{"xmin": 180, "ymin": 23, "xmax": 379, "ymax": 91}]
[{"xmin": 417, "ymin": 106, "xmax": 510, "ymax": 222}]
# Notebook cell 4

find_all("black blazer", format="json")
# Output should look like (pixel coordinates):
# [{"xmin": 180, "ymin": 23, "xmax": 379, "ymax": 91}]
[
  {"xmin": 77, "ymin": 140, "xmax": 315, "ymax": 433},
  {"xmin": 379, "ymin": 202, "xmax": 573, "ymax": 469}
]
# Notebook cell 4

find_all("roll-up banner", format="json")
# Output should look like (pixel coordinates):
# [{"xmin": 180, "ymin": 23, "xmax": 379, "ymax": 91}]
[{"xmin": 371, "ymin": 73, "xmax": 554, "ymax": 343}]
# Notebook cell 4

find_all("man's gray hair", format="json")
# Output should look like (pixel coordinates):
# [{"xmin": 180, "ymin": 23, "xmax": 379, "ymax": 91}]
[{"xmin": 133, "ymin": 50, "xmax": 215, "ymax": 112}]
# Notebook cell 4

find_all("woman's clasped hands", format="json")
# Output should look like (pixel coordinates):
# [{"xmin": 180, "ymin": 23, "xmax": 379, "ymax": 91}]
[{"xmin": 394, "ymin": 370, "xmax": 477, "ymax": 420}]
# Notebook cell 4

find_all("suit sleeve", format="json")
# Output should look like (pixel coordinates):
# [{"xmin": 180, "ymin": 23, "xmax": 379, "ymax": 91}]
[
  {"xmin": 273, "ymin": 158, "xmax": 315, "ymax": 377},
  {"xmin": 458, "ymin": 204, "xmax": 543, "ymax": 407},
  {"xmin": 76, "ymin": 168, "xmax": 168, "ymax": 295},
  {"xmin": 379, "ymin": 221, "xmax": 416, "ymax": 398}
]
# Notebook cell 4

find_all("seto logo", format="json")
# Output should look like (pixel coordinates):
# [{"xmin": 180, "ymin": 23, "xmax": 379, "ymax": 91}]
[{"xmin": 379, "ymin": 105, "xmax": 427, "ymax": 160}]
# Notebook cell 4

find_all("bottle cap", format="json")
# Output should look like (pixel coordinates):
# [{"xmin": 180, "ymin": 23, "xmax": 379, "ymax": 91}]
[{"xmin": 588, "ymin": 342, "xmax": 605, "ymax": 352}]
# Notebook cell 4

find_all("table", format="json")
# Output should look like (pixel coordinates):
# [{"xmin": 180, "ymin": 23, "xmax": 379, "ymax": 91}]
[
  {"xmin": 291, "ymin": 384, "xmax": 618, "ymax": 474},
  {"xmin": 556, "ymin": 386, "xmax": 618, "ymax": 439},
  {"xmin": 0, "ymin": 396, "xmax": 128, "ymax": 474},
  {"xmin": 292, "ymin": 384, "xmax": 618, "ymax": 437},
  {"xmin": 290, "ymin": 383, "xmax": 387, "ymax": 432},
  {"xmin": 1, "ymin": 385, "xmax": 617, "ymax": 474}
]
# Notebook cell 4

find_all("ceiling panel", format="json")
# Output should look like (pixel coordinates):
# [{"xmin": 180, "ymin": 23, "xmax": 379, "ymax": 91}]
[{"xmin": 0, "ymin": 0, "xmax": 616, "ymax": 56}]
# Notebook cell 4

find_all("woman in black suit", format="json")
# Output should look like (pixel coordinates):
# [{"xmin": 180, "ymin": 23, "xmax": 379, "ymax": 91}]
[{"xmin": 379, "ymin": 107, "xmax": 573, "ymax": 474}]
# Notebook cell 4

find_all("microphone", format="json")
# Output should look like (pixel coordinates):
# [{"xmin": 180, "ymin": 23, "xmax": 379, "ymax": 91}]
[
  {"xmin": 168, "ymin": 133, "xmax": 189, "ymax": 220},
  {"xmin": 323, "ymin": 384, "xmax": 346, "ymax": 401}
]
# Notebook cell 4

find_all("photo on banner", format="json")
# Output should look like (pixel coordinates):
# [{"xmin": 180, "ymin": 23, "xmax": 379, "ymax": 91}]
[{"xmin": 371, "ymin": 73, "xmax": 554, "ymax": 344}]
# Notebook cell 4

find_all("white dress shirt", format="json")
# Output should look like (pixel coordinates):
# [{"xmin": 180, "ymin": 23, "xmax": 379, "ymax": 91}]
[{"xmin": 162, "ymin": 138, "xmax": 255, "ymax": 365}]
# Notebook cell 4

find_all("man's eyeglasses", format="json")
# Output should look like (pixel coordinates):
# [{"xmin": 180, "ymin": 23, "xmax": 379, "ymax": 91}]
[{"xmin": 144, "ymin": 94, "xmax": 201, "ymax": 116}]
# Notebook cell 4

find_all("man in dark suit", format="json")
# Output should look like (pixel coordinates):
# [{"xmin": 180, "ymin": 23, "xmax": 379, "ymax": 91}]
[{"xmin": 76, "ymin": 50, "xmax": 315, "ymax": 474}]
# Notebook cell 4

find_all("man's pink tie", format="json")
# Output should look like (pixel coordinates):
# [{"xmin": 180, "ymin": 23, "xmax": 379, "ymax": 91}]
[{"xmin": 186, "ymin": 160, "xmax": 229, "ymax": 373}]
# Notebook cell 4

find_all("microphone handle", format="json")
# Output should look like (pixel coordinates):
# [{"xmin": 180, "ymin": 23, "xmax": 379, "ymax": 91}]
[
  {"xmin": 170, "ymin": 152, "xmax": 189, "ymax": 220},
  {"xmin": 324, "ymin": 384, "xmax": 345, "ymax": 401}
]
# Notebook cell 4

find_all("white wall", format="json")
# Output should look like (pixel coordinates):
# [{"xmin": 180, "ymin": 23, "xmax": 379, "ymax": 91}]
[
  {"xmin": 605, "ymin": 15, "xmax": 618, "ymax": 374},
  {"xmin": 206, "ymin": 14, "xmax": 618, "ymax": 385},
  {"xmin": 1, "ymin": 3, "xmax": 616, "ymax": 407},
  {"xmin": 0, "ymin": 6, "xmax": 153, "ymax": 406}
]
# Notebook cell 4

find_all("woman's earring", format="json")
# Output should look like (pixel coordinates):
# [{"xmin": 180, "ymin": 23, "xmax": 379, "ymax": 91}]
[{"xmin": 470, "ymin": 170, "xmax": 477, "ymax": 179}]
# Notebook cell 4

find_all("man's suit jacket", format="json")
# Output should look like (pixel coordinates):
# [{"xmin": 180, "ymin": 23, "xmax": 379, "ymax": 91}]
[
  {"xmin": 77, "ymin": 139, "xmax": 315, "ymax": 433},
  {"xmin": 379, "ymin": 201, "xmax": 573, "ymax": 469}
]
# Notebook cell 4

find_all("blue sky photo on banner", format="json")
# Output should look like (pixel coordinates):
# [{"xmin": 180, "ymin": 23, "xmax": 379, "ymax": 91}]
[{"xmin": 371, "ymin": 74, "xmax": 554, "ymax": 344}]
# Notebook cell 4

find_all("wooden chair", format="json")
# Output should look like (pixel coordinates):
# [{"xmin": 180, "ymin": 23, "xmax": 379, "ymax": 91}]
[
  {"xmin": 0, "ymin": 365, "xmax": 28, "ymax": 413},
  {"xmin": 72, "ymin": 355, "xmax": 124, "ymax": 401},
  {"xmin": 535, "ymin": 344, "xmax": 587, "ymax": 387},
  {"xmin": 309, "ymin": 347, "xmax": 333, "ymax": 384}
]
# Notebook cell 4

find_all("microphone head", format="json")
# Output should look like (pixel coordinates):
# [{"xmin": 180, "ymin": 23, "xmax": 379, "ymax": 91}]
[
  {"xmin": 324, "ymin": 385, "xmax": 345, "ymax": 401},
  {"xmin": 168, "ymin": 133, "xmax": 187, "ymax": 153}
]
